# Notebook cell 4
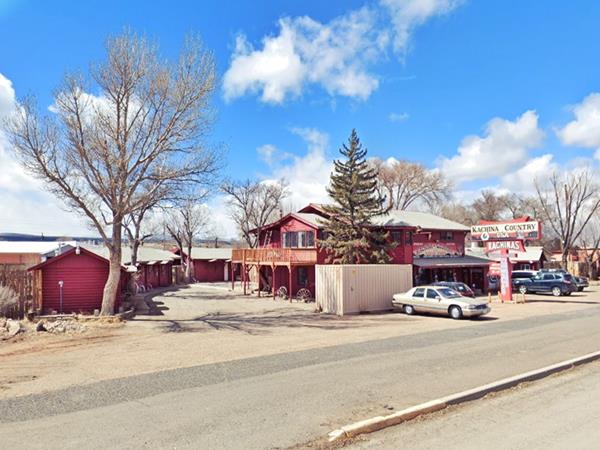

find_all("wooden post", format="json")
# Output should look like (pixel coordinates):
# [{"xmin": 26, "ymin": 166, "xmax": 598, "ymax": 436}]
[
  {"xmin": 272, "ymin": 263, "xmax": 276, "ymax": 300},
  {"xmin": 488, "ymin": 292, "xmax": 492, "ymax": 304},
  {"xmin": 242, "ymin": 263, "xmax": 247, "ymax": 295},
  {"xmin": 288, "ymin": 264, "xmax": 292, "ymax": 303},
  {"xmin": 231, "ymin": 263, "xmax": 235, "ymax": 291},
  {"xmin": 257, "ymin": 265, "xmax": 261, "ymax": 297}
]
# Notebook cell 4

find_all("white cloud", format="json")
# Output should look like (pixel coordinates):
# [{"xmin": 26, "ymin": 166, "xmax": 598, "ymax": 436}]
[
  {"xmin": 261, "ymin": 127, "xmax": 333, "ymax": 209},
  {"xmin": 556, "ymin": 93, "xmax": 600, "ymax": 154},
  {"xmin": 437, "ymin": 110, "xmax": 545, "ymax": 184},
  {"xmin": 381, "ymin": 0, "xmax": 463, "ymax": 53},
  {"xmin": 388, "ymin": 111, "xmax": 410, "ymax": 122},
  {"xmin": 500, "ymin": 154, "xmax": 556, "ymax": 193},
  {"xmin": 223, "ymin": 1, "xmax": 462, "ymax": 103},
  {"xmin": 0, "ymin": 72, "xmax": 92, "ymax": 236}
]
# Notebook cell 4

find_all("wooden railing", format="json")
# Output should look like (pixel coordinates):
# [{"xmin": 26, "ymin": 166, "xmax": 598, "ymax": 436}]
[{"xmin": 231, "ymin": 248, "xmax": 318, "ymax": 265}]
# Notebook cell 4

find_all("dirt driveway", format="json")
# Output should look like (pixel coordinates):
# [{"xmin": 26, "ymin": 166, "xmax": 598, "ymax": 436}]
[{"xmin": 1, "ymin": 283, "xmax": 599, "ymax": 399}]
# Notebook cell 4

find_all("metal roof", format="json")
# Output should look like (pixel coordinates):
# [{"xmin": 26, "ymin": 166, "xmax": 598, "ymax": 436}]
[
  {"xmin": 372, "ymin": 210, "xmax": 470, "ymax": 231},
  {"xmin": 78, "ymin": 244, "xmax": 178, "ymax": 264},
  {"xmin": 0, "ymin": 241, "xmax": 76, "ymax": 254},
  {"xmin": 189, "ymin": 247, "xmax": 232, "ymax": 260},
  {"xmin": 413, "ymin": 255, "xmax": 494, "ymax": 268}
]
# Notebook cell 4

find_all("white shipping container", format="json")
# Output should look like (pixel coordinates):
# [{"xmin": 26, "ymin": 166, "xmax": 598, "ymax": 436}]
[{"xmin": 316, "ymin": 264, "xmax": 413, "ymax": 315}]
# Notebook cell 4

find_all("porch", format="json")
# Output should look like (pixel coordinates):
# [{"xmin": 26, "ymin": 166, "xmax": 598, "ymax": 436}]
[{"xmin": 230, "ymin": 248, "xmax": 318, "ymax": 301}]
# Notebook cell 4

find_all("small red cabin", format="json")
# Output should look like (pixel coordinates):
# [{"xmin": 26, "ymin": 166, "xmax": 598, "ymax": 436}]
[
  {"xmin": 173, "ymin": 247, "xmax": 233, "ymax": 282},
  {"xmin": 28, "ymin": 247, "xmax": 128, "ymax": 314}
]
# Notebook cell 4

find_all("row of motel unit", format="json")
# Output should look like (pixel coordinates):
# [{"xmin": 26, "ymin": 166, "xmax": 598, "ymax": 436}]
[
  {"xmin": 1, "ymin": 204, "xmax": 547, "ymax": 314},
  {"xmin": 231, "ymin": 203, "xmax": 547, "ymax": 300},
  {"xmin": 0, "ymin": 242, "xmax": 233, "ymax": 315}
]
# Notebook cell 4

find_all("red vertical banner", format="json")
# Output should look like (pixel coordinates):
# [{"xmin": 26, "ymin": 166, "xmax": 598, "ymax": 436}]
[{"xmin": 499, "ymin": 248, "xmax": 513, "ymax": 302}]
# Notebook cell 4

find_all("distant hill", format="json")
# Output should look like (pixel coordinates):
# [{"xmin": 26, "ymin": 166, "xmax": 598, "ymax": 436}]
[{"xmin": 0, "ymin": 233, "xmax": 102, "ymax": 243}]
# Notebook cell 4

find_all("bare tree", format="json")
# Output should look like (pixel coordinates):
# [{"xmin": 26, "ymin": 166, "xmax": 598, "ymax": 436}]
[
  {"xmin": 221, "ymin": 179, "xmax": 287, "ymax": 247},
  {"xmin": 370, "ymin": 158, "xmax": 452, "ymax": 211},
  {"xmin": 535, "ymin": 170, "xmax": 600, "ymax": 268},
  {"xmin": 123, "ymin": 205, "xmax": 161, "ymax": 266},
  {"xmin": 165, "ymin": 199, "xmax": 210, "ymax": 282},
  {"xmin": 435, "ymin": 201, "xmax": 477, "ymax": 226},
  {"xmin": 4, "ymin": 32, "xmax": 219, "ymax": 314},
  {"xmin": 472, "ymin": 190, "xmax": 508, "ymax": 222},
  {"xmin": 578, "ymin": 218, "xmax": 600, "ymax": 279}
]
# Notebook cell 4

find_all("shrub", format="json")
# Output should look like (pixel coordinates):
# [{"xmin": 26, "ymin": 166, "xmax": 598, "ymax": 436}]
[{"xmin": 0, "ymin": 284, "xmax": 18, "ymax": 315}]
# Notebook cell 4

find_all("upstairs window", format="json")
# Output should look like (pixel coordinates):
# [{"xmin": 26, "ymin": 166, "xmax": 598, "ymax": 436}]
[
  {"xmin": 405, "ymin": 231, "xmax": 413, "ymax": 245},
  {"xmin": 282, "ymin": 231, "xmax": 315, "ymax": 248},
  {"xmin": 440, "ymin": 231, "xmax": 453, "ymax": 241},
  {"xmin": 391, "ymin": 231, "xmax": 403, "ymax": 242}
]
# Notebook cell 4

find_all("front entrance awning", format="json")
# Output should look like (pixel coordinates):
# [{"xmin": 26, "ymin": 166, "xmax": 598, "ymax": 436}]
[{"xmin": 413, "ymin": 255, "xmax": 494, "ymax": 269}]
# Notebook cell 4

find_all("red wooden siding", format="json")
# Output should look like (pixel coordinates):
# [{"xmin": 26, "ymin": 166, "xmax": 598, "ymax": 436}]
[
  {"xmin": 39, "ymin": 251, "xmax": 124, "ymax": 313},
  {"xmin": 193, "ymin": 260, "xmax": 228, "ymax": 282}
]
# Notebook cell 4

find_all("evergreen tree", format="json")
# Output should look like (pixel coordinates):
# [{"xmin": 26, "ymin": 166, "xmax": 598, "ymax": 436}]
[{"xmin": 320, "ymin": 129, "xmax": 394, "ymax": 264}]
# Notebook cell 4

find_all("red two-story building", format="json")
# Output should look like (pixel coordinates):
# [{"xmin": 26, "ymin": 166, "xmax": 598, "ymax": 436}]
[{"xmin": 231, "ymin": 204, "xmax": 491, "ymax": 299}]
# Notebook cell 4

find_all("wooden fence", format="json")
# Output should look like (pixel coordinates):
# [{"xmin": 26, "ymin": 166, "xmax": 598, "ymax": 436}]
[{"xmin": 0, "ymin": 264, "xmax": 37, "ymax": 319}]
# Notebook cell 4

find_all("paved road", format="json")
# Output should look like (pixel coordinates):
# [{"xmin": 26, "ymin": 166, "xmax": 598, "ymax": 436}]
[
  {"xmin": 1, "ymin": 306, "xmax": 600, "ymax": 449},
  {"xmin": 351, "ymin": 360, "xmax": 600, "ymax": 450}
]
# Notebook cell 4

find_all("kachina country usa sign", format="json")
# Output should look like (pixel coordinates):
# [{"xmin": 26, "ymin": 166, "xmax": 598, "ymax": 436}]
[{"xmin": 470, "ymin": 221, "xmax": 541, "ymax": 241}]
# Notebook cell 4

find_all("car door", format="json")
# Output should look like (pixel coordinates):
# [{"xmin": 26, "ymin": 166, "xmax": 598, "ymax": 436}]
[
  {"xmin": 425, "ymin": 288, "xmax": 444, "ymax": 314},
  {"xmin": 540, "ymin": 273, "xmax": 556, "ymax": 292},
  {"xmin": 410, "ymin": 287, "xmax": 427, "ymax": 311}
]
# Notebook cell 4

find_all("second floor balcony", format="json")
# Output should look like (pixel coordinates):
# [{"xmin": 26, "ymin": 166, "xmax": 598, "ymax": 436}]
[{"xmin": 231, "ymin": 247, "xmax": 318, "ymax": 266}]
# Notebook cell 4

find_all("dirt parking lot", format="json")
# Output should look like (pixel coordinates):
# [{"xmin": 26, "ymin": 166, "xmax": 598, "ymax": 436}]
[{"xmin": 1, "ymin": 283, "xmax": 599, "ymax": 399}]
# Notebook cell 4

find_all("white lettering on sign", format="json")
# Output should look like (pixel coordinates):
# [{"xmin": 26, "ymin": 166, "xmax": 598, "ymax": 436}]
[
  {"xmin": 471, "ymin": 221, "xmax": 541, "ymax": 241},
  {"xmin": 485, "ymin": 240, "xmax": 525, "ymax": 253}
]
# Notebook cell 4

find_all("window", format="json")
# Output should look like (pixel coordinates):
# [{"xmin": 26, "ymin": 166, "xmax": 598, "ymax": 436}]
[
  {"xmin": 413, "ymin": 288, "xmax": 425, "ymax": 298},
  {"xmin": 440, "ymin": 231, "xmax": 453, "ymax": 241},
  {"xmin": 543, "ymin": 274, "xmax": 555, "ymax": 280},
  {"xmin": 283, "ymin": 231, "xmax": 315, "ymax": 248},
  {"xmin": 391, "ymin": 231, "xmax": 403, "ymax": 242},
  {"xmin": 405, "ymin": 232, "xmax": 413, "ymax": 245},
  {"xmin": 426, "ymin": 289, "xmax": 439, "ymax": 299},
  {"xmin": 297, "ymin": 267, "xmax": 309, "ymax": 287},
  {"xmin": 521, "ymin": 264, "xmax": 531, "ymax": 270}
]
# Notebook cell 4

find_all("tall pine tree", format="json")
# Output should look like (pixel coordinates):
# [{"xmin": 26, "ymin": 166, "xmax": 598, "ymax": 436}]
[{"xmin": 320, "ymin": 129, "xmax": 393, "ymax": 264}]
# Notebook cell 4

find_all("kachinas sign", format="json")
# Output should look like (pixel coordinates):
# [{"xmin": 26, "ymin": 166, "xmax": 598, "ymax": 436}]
[
  {"xmin": 485, "ymin": 240, "xmax": 525, "ymax": 253},
  {"xmin": 470, "ymin": 221, "xmax": 541, "ymax": 241}
]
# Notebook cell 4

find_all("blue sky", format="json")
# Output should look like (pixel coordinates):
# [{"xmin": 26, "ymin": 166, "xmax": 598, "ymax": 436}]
[{"xmin": 1, "ymin": 0, "xmax": 600, "ymax": 237}]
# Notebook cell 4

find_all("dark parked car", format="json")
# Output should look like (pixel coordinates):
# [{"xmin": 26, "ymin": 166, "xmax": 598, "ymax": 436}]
[
  {"xmin": 511, "ymin": 270, "xmax": 537, "ymax": 290},
  {"xmin": 432, "ymin": 281, "xmax": 475, "ymax": 298},
  {"xmin": 516, "ymin": 272, "xmax": 577, "ymax": 296},
  {"xmin": 574, "ymin": 276, "xmax": 589, "ymax": 292}
]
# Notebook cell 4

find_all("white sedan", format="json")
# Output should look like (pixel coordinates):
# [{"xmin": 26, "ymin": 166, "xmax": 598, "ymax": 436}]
[{"xmin": 392, "ymin": 286, "xmax": 491, "ymax": 320}]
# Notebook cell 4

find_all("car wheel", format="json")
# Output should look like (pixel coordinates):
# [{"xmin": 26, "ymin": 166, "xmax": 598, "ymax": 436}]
[
  {"xmin": 449, "ymin": 305, "xmax": 463, "ymax": 320},
  {"xmin": 552, "ymin": 286, "xmax": 562, "ymax": 297},
  {"xmin": 403, "ymin": 304, "xmax": 416, "ymax": 315},
  {"xmin": 519, "ymin": 285, "xmax": 527, "ymax": 295},
  {"xmin": 578, "ymin": 287, "xmax": 583, "ymax": 292}
]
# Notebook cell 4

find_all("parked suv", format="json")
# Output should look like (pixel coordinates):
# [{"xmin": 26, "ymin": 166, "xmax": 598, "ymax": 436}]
[
  {"xmin": 516, "ymin": 272, "xmax": 576, "ymax": 296},
  {"xmin": 511, "ymin": 270, "xmax": 537, "ymax": 291}
]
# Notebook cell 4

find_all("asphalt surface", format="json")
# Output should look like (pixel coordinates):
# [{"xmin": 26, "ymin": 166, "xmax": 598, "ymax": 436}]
[
  {"xmin": 351, "ymin": 360, "xmax": 600, "ymax": 450},
  {"xmin": 1, "ymin": 305, "xmax": 600, "ymax": 449}
]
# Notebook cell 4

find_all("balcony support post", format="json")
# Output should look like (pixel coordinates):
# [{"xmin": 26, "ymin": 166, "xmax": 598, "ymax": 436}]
[
  {"xmin": 288, "ymin": 264, "xmax": 292, "ymax": 303},
  {"xmin": 242, "ymin": 263, "xmax": 247, "ymax": 296},
  {"xmin": 272, "ymin": 263, "xmax": 276, "ymax": 300}
]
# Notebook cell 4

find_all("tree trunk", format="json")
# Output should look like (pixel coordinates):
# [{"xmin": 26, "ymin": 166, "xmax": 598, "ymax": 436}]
[
  {"xmin": 186, "ymin": 241, "xmax": 193, "ymax": 283},
  {"xmin": 100, "ymin": 222, "xmax": 122, "ymax": 316},
  {"xmin": 127, "ymin": 238, "xmax": 140, "ymax": 294}
]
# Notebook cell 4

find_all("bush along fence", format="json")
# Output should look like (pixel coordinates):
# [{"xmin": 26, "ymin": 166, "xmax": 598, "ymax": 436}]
[{"xmin": 0, "ymin": 265, "xmax": 38, "ymax": 319}]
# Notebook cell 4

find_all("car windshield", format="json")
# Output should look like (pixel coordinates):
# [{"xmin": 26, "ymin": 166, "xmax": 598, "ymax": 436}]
[{"xmin": 437, "ymin": 287, "xmax": 462, "ymax": 298}]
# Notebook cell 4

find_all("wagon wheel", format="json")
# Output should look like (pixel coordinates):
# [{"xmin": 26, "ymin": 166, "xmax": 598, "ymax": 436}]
[
  {"xmin": 276, "ymin": 286, "xmax": 288, "ymax": 300},
  {"xmin": 296, "ymin": 288, "xmax": 313, "ymax": 303}
]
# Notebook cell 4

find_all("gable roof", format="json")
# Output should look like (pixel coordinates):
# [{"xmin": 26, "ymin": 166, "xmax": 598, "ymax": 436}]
[
  {"xmin": 28, "ymin": 246, "xmax": 119, "ymax": 271},
  {"xmin": 188, "ymin": 247, "xmax": 232, "ymax": 260},
  {"xmin": 372, "ymin": 210, "xmax": 470, "ymax": 231}
]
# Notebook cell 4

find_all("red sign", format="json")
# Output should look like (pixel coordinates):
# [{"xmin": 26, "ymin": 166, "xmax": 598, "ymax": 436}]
[{"xmin": 485, "ymin": 240, "xmax": 525, "ymax": 253}]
